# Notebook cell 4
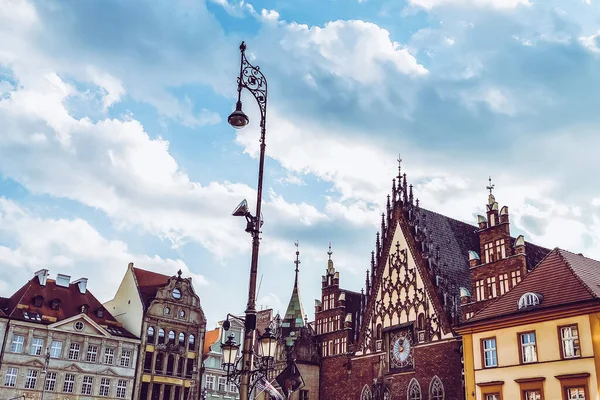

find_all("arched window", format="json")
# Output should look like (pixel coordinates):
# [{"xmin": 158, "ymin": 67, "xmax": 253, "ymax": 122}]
[
  {"xmin": 376, "ymin": 324, "xmax": 382, "ymax": 340},
  {"xmin": 188, "ymin": 334, "xmax": 195, "ymax": 351},
  {"xmin": 158, "ymin": 329, "xmax": 165, "ymax": 344},
  {"xmin": 417, "ymin": 313, "xmax": 425, "ymax": 331},
  {"xmin": 179, "ymin": 309, "xmax": 185, "ymax": 318},
  {"xmin": 168, "ymin": 331, "xmax": 175, "ymax": 344},
  {"xmin": 360, "ymin": 385, "xmax": 372, "ymax": 400},
  {"xmin": 518, "ymin": 292, "xmax": 542, "ymax": 309},
  {"xmin": 179, "ymin": 333, "xmax": 185, "ymax": 346},
  {"xmin": 408, "ymin": 378, "xmax": 421, "ymax": 400},
  {"xmin": 147, "ymin": 326, "xmax": 155, "ymax": 343},
  {"xmin": 164, "ymin": 306, "xmax": 170, "ymax": 316},
  {"xmin": 429, "ymin": 376, "xmax": 444, "ymax": 400}
]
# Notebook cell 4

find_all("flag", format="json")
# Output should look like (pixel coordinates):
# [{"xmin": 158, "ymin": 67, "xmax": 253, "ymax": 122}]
[{"xmin": 255, "ymin": 376, "xmax": 284, "ymax": 400}]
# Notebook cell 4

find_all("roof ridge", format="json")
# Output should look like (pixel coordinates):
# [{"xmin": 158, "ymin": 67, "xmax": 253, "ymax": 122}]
[
  {"xmin": 132, "ymin": 266, "xmax": 171, "ymax": 280},
  {"xmin": 556, "ymin": 249, "xmax": 599, "ymax": 300},
  {"xmin": 8, "ymin": 278, "xmax": 34, "ymax": 318}
]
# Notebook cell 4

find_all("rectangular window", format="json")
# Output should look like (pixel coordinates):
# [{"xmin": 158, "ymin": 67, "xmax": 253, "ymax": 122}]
[
  {"xmin": 116, "ymin": 380, "xmax": 127, "ymax": 398},
  {"xmin": 229, "ymin": 382, "xmax": 237, "ymax": 392},
  {"xmin": 323, "ymin": 295, "xmax": 329, "ymax": 311},
  {"xmin": 485, "ymin": 395, "xmax": 499, "ymax": 400},
  {"xmin": 567, "ymin": 387, "xmax": 586, "ymax": 399},
  {"xmin": 81, "ymin": 376, "xmax": 93, "ymax": 395},
  {"xmin": 499, "ymin": 273, "xmax": 509, "ymax": 295},
  {"xmin": 30, "ymin": 338, "xmax": 44, "ymax": 355},
  {"xmin": 120, "ymin": 350, "xmax": 132, "ymax": 367},
  {"xmin": 494, "ymin": 239, "xmax": 506, "ymax": 260},
  {"xmin": 68, "ymin": 343, "xmax": 80, "ymax": 360},
  {"xmin": 300, "ymin": 390, "xmax": 309, "ymax": 400},
  {"xmin": 524, "ymin": 390, "xmax": 541, "ymax": 400},
  {"xmin": 24, "ymin": 369, "xmax": 38, "ymax": 389},
  {"xmin": 341, "ymin": 337, "xmax": 347, "ymax": 353},
  {"xmin": 104, "ymin": 347, "xmax": 115, "ymax": 364},
  {"xmin": 10, "ymin": 335, "xmax": 24, "ymax": 353},
  {"xmin": 50, "ymin": 341, "xmax": 63, "ymax": 358},
  {"xmin": 329, "ymin": 295, "xmax": 335, "ymax": 309},
  {"xmin": 486, "ymin": 276, "xmax": 497, "ymax": 299},
  {"xmin": 63, "ymin": 373, "xmax": 75, "ymax": 393},
  {"xmin": 476, "ymin": 280, "xmax": 485, "ymax": 301},
  {"xmin": 44, "ymin": 372, "xmax": 56, "ymax": 391},
  {"xmin": 321, "ymin": 342, "xmax": 327, "ymax": 357},
  {"xmin": 3, "ymin": 367, "xmax": 18, "ymax": 387},
  {"xmin": 100, "ymin": 378, "xmax": 110, "ymax": 396},
  {"xmin": 560, "ymin": 325, "xmax": 581, "ymax": 359},
  {"xmin": 482, "ymin": 338, "xmax": 497, "ymax": 368},
  {"xmin": 520, "ymin": 332, "xmax": 537, "ymax": 363},
  {"xmin": 218, "ymin": 377, "xmax": 226, "ymax": 391},
  {"xmin": 511, "ymin": 270, "xmax": 522, "ymax": 286},
  {"xmin": 206, "ymin": 375, "xmax": 215, "ymax": 390},
  {"xmin": 86, "ymin": 345, "xmax": 98, "ymax": 362},
  {"xmin": 484, "ymin": 242, "xmax": 494, "ymax": 263}
]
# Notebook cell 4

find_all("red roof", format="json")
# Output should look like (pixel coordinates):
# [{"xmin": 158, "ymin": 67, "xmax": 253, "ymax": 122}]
[
  {"xmin": 3, "ymin": 275, "xmax": 136, "ymax": 338},
  {"xmin": 132, "ymin": 267, "xmax": 171, "ymax": 309},
  {"xmin": 0, "ymin": 297, "xmax": 8, "ymax": 317},
  {"xmin": 203, "ymin": 327, "xmax": 221, "ymax": 358},
  {"xmin": 464, "ymin": 248, "xmax": 600, "ymax": 324}
]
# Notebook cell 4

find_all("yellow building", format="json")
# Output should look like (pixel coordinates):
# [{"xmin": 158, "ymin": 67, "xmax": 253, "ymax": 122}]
[{"xmin": 458, "ymin": 248, "xmax": 600, "ymax": 400}]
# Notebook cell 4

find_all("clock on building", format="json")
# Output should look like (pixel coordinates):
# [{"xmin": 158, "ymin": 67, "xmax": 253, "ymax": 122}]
[{"xmin": 389, "ymin": 330, "xmax": 413, "ymax": 370}]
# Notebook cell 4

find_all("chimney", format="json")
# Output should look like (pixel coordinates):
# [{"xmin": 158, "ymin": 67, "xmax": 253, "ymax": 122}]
[
  {"xmin": 72, "ymin": 278, "xmax": 88, "ymax": 294},
  {"xmin": 34, "ymin": 269, "xmax": 49, "ymax": 286},
  {"xmin": 56, "ymin": 274, "xmax": 71, "ymax": 288}
]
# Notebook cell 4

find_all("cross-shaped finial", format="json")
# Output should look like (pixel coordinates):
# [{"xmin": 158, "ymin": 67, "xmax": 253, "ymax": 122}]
[
  {"xmin": 486, "ymin": 175, "xmax": 495, "ymax": 195},
  {"xmin": 327, "ymin": 242, "xmax": 333, "ymax": 260}
]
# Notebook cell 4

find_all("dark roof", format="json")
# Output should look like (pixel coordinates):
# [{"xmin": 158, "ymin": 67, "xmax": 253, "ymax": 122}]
[
  {"xmin": 465, "ymin": 248, "xmax": 600, "ymax": 324},
  {"xmin": 3, "ymin": 276, "xmax": 136, "ymax": 338},
  {"xmin": 0, "ymin": 297, "xmax": 8, "ymax": 317},
  {"xmin": 132, "ymin": 267, "xmax": 171, "ymax": 309},
  {"xmin": 420, "ymin": 208, "xmax": 550, "ymax": 291}
]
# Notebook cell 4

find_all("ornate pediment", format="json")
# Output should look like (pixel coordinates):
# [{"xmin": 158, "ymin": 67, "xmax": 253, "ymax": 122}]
[
  {"xmin": 24, "ymin": 359, "xmax": 45, "ymax": 368},
  {"xmin": 64, "ymin": 363, "xmax": 85, "ymax": 372},
  {"xmin": 155, "ymin": 343, "xmax": 186, "ymax": 356},
  {"xmin": 98, "ymin": 367, "xmax": 120, "ymax": 376}
]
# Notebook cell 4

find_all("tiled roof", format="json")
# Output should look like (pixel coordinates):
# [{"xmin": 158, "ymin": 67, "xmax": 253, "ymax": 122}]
[
  {"xmin": 420, "ymin": 208, "xmax": 550, "ymax": 291},
  {"xmin": 3, "ymin": 277, "xmax": 136, "ymax": 338},
  {"xmin": 132, "ymin": 267, "xmax": 171, "ymax": 309},
  {"xmin": 203, "ymin": 327, "xmax": 221, "ymax": 358},
  {"xmin": 282, "ymin": 271, "xmax": 306, "ymax": 333},
  {"xmin": 464, "ymin": 248, "xmax": 600, "ymax": 324}
]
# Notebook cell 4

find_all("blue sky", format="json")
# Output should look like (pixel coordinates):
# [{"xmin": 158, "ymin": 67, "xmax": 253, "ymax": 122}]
[{"xmin": 1, "ymin": 0, "xmax": 600, "ymax": 328}]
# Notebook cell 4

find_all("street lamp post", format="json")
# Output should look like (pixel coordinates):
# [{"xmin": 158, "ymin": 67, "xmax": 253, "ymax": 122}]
[
  {"xmin": 40, "ymin": 351, "xmax": 50, "ymax": 400},
  {"xmin": 227, "ymin": 41, "xmax": 268, "ymax": 400}
]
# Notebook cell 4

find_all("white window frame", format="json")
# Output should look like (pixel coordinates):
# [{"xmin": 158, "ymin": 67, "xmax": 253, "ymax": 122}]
[
  {"xmin": 68, "ymin": 343, "xmax": 80, "ymax": 360},
  {"xmin": 486, "ymin": 277, "xmax": 497, "ymax": 299},
  {"xmin": 206, "ymin": 375, "xmax": 215, "ymax": 390},
  {"xmin": 561, "ymin": 325, "xmax": 581, "ymax": 359},
  {"xmin": 30, "ymin": 337, "xmax": 44, "ymax": 356},
  {"xmin": 81, "ymin": 376, "xmax": 93, "ymax": 395},
  {"xmin": 520, "ymin": 332, "xmax": 537, "ymax": 363},
  {"xmin": 11, "ymin": 335, "xmax": 24, "ymax": 353},
  {"xmin": 483, "ymin": 338, "xmax": 498, "ymax": 368},
  {"xmin": 218, "ymin": 376, "xmax": 227, "ymax": 391},
  {"xmin": 104, "ymin": 347, "xmax": 115, "ymax": 364},
  {"xmin": 63, "ymin": 373, "xmax": 75, "ymax": 393},
  {"xmin": 24, "ymin": 369, "xmax": 38, "ymax": 389},
  {"xmin": 567, "ymin": 387, "xmax": 586, "ymax": 400},
  {"xmin": 99, "ymin": 377, "xmax": 111, "ymax": 396},
  {"xmin": 4, "ymin": 367, "xmax": 18, "ymax": 387},
  {"xmin": 44, "ymin": 371, "xmax": 57, "ymax": 391},
  {"xmin": 120, "ymin": 349, "xmax": 132, "ymax": 367},
  {"xmin": 116, "ymin": 379, "xmax": 127, "ymax": 398},
  {"xmin": 499, "ymin": 273, "xmax": 509, "ymax": 295},
  {"xmin": 50, "ymin": 341, "xmax": 62, "ymax": 358},
  {"xmin": 86, "ymin": 345, "xmax": 98, "ymax": 363}
]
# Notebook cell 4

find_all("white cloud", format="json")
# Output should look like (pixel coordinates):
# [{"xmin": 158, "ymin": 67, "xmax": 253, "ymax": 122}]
[
  {"xmin": 460, "ymin": 86, "xmax": 517, "ymax": 115},
  {"xmin": 580, "ymin": 30, "xmax": 600, "ymax": 53},
  {"xmin": 409, "ymin": 0, "xmax": 531, "ymax": 10},
  {"xmin": 0, "ymin": 198, "xmax": 201, "ymax": 301},
  {"xmin": 86, "ymin": 67, "xmax": 125, "ymax": 111}
]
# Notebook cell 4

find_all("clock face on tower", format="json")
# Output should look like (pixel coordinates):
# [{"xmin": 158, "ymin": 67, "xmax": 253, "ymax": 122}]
[{"xmin": 389, "ymin": 331, "xmax": 413, "ymax": 369}]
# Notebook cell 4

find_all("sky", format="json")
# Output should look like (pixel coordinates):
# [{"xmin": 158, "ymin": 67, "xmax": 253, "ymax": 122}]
[{"xmin": 1, "ymin": 0, "xmax": 600, "ymax": 329}]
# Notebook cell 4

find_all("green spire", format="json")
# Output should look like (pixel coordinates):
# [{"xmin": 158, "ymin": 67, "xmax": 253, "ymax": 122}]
[{"xmin": 282, "ymin": 241, "xmax": 306, "ymax": 330}]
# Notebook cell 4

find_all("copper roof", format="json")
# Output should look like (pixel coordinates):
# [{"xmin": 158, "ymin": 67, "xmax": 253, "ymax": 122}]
[
  {"xmin": 3, "ymin": 276, "xmax": 136, "ymax": 338},
  {"xmin": 464, "ymin": 248, "xmax": 600, "ymax": 324},
  {"xmin": 132, "ymin": 267, "xmax": 171, "ymax": 309}
]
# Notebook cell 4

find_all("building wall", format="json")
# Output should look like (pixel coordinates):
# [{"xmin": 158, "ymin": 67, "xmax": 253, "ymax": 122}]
[
  {"xmin": 201, "ymin": 322, "xmax": 242, "ymax": 400},
  {"xmin": 466, "ymin": 313, "xmax": 600, "ymax": 400},
  {"xmin": 0, "ymin": 319, "xmax": 138, "ymax": 400},
  {"xmin": 104, "ymin": 265, "xmax": 145, "ymax": 338}
]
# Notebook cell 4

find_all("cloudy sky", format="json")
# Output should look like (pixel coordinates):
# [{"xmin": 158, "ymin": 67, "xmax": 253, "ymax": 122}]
[{"xmin": 1, "ymin": 0, "xmax": 599, "ymax": 328}]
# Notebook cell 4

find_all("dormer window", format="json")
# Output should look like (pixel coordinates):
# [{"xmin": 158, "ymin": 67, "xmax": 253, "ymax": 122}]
[
  {"xmin": 32, "ymin": 296, "xmax": 44, "ymax": 308},
  {"xmin": 518, "ymin": 292, "xmax": 542, "ymax": 309},
  {"xmin": 96, "ymin": 308, "xmax": 105, "ymax": 318}
]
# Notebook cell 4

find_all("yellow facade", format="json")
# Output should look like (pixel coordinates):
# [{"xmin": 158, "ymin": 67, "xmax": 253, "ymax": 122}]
[{"xmin": 462, "ymin": 312, "xmax": 600, "ymax": 400}]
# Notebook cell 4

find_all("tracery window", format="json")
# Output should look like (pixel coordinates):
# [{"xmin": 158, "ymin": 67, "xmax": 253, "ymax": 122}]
[
  {"xmin": 429, "ymin": 376, "xmax": 444, "ymax": 400},
  {"xmin": 360, "ymin": 385, "xmax": 372, "ymax": 400},
  {"xmin": 408, "ymin": 378, "xmax": 422, "ymax": 400}
]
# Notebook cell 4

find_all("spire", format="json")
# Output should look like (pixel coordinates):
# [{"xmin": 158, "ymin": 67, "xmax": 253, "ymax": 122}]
[
  {"xmin": 403, "ymin": 173, "xmax": 408, "ymax": 203},
  {"xmin": 365, "ymin": 270, "xmax": 371, "ymax": 297},
  {"xmin": 282, "ymin": 241, "xmax": 306, "ymax": 332},
  {"xmin": 327, "ymin": 242, "xmax": 335, "ymax": 273},
  {"xmin": 397, "ymin": 154, "xmax": 402, "ymax": 182}
]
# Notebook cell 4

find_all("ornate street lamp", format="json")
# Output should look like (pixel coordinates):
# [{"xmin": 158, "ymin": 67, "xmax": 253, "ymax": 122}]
[{"xmin": 227, "ymin": 40, "xmax": 269, "ymax": 400}]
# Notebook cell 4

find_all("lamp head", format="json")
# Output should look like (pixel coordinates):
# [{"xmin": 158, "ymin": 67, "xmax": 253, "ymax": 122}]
[{"xmin": 228, "ymin": 101, "xmax": 249, "ymax": 129}]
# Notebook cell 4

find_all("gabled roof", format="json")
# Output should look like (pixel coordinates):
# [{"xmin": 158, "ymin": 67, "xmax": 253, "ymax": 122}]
[
  {"xmin": 2, "ymin": 276, "xmax": 136, "ymax": 338},
  {"xmin": 203, "ymin": 327, "xmax": 221, "ymax": 358},
  {"xmin": 464, "ymin": 248, "xmax": 600, "ymax": 324},
  {"xmin": 132, "ymin": 267, "xmax": 171, "ymax": 309}
]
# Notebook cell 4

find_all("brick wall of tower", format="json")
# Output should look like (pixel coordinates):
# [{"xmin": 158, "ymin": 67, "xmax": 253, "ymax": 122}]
[{"xmin": 319, "ymin": 340, "xmax": 464, "ymax": 399}]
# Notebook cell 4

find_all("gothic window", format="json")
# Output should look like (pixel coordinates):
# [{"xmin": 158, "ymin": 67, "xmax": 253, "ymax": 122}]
[
  {"xmin": 360, "ymin": 385, "xmax": 372, "ymax": 400},
  {"xmin": 486, "ymin": 277, "xmax": 497, "ymax": 299},
  {"xmin": 407, "ymin": 378, "xmax": 421, "ymax": 400},
  {"xmin": 475, "ymin": 280, "xmax": 485, "ymax": 302},
  {"xmin": 498, "ymin": 274, "xmax": 509, "ymax": 295},
  {"xmin": 417, "ymin": 314, "xmax": 425, "ymax": 331},
  {"xmin": 376, "ymin": 324, "xmax": 382, "ymax": 340},
  {"xmin": 429, "ymin": 376, "xmax": 444, "ymax": 400}
]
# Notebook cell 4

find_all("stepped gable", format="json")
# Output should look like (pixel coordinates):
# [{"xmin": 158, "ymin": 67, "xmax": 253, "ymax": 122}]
[
  {"xmin": 3, "ymin": 273, "xmax": 135, "ymax": 338},
  {"xmin": 132, "ymin": 267, "xmax": 171, "ymax": 310},
  {"xmin": 464, "ymin": 248, "xmax": 600, "ymax": 324}
]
